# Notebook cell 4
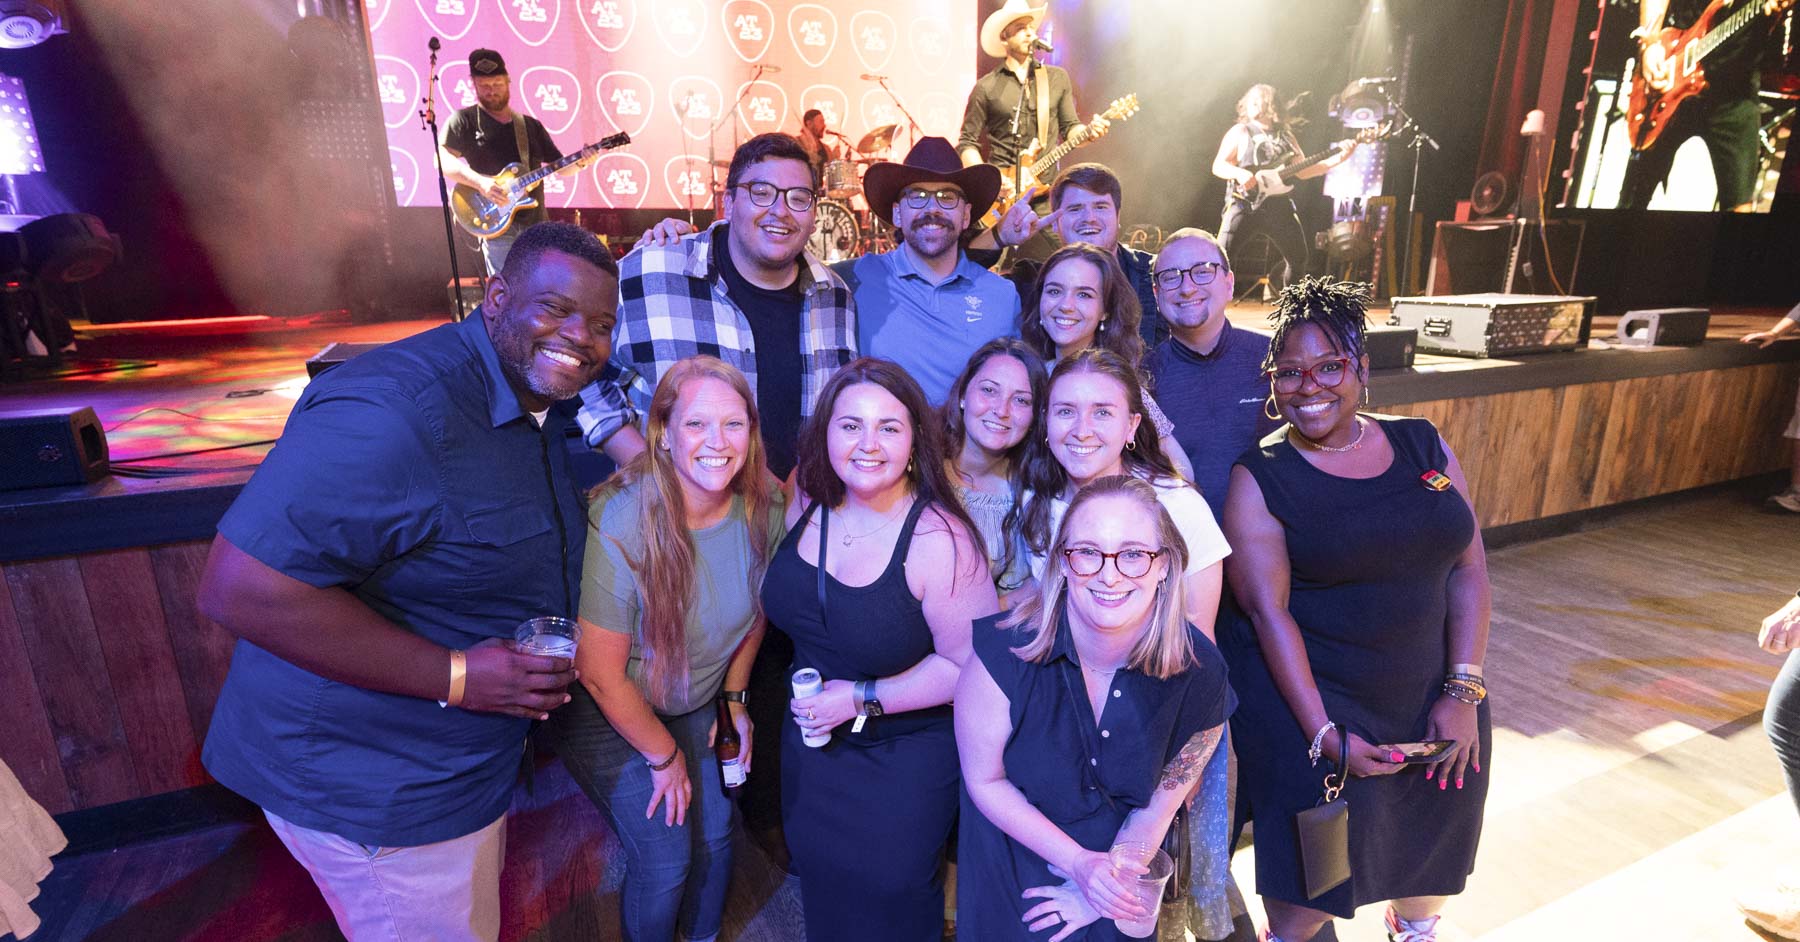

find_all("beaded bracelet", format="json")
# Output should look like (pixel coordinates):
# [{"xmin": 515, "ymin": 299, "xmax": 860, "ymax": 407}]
[{"xmin": 1442, "ymin": 682, "xmax": 1484, "ymax": 705}]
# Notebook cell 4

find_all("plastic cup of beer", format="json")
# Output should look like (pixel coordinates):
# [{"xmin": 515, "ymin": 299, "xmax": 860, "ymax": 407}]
[
  {"xmin": 1108, "ymin": 842, "xmax": 1173, "ymax": 938},
  {"xmin": 514, "ymin": 616, "xmax": 580, "ymax": 660},
  {"xmin": 791, "ymin": 668, "xmax": 831, "ymax": 748}
]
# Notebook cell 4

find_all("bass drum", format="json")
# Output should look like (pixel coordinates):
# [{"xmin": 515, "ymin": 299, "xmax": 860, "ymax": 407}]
[{"xmin": 807, "ymin": 199, "xmax": 861, "ymax": 263}]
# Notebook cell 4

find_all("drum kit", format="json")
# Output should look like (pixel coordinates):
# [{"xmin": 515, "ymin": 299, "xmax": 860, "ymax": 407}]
[{"xmin": 805, "ymin": 123, "xmax": 904, "ymax": 263}]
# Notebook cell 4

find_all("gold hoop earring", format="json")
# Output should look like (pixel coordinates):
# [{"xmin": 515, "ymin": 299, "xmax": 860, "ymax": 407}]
[
  {"xmin": 1263, "ymin": 394, "xmax": 1281, "ymax": 421},
  {"xmin": 1125, "ymin": 439, "xmax": 1137, "ymax": 451}
]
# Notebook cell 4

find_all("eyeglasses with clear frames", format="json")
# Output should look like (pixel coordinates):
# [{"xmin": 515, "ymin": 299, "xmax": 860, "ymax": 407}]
[
  {"xmin": 1265, "ymin": 357, "xmax": 1352, "ymax": 394},
  {"xmin": 901, "ymin": 188, "xmax": 966, "ymax": 210},
  {"xmin": 1062, "ymin": 547, "xmax": 1162, "ymax": 579},
  {"xmin": 733, "ymin": 181, "xmax": 818, "ymax": 213},
  {"xmin": 1153, "ymin": 262, "xmax": 1224, "ymax": 291}
]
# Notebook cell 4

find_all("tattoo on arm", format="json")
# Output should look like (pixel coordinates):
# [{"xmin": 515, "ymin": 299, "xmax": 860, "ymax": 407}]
[{"xmin": 1158, "ymin": 725, "xmax": 1224, "ymax": 792}]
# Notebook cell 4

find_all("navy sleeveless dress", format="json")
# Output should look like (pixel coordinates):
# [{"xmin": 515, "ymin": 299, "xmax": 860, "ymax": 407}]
[
  {"xmin": 762, "ymin": 498, "xmax": 959, "ymax": 941},
  {"xmin": 1219, "ymin": 415, "xmax": 1492, "ymax": 918}
]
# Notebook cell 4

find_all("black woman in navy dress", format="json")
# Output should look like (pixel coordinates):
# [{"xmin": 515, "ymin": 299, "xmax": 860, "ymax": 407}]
[
  {"xmin": 1219, "ymin": 279, "xmax": 1493, "ymax": 942},
  {"xmin": 761, "ymin": 358, "xmax": 999, "ymax": 940}
]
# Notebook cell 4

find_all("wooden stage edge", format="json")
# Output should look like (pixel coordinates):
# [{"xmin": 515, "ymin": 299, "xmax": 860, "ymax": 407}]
[{"xmin": 1, "ymin": 302, "xmax": 1798, "ymax": 818}]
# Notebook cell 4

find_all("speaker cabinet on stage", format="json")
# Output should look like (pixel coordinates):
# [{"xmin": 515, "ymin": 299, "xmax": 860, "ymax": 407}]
[
  {"xmin": 0, "ymin": 406, "xmax": 109, "ymax": 490},
  {"xmin": 1616, "ymin": 307, "xmax": 1710, "ymax": 347},
  {"xmin": 1426, "ymin": 219, "xmax": 1585, "ymax": 297},
  {"xmin": 306, "ymin": 341, "xmax": 388, "ymax": 378},
  {"xmin": 1365, "ymin": 324, "xmax": 1417, "ymax": 370}
]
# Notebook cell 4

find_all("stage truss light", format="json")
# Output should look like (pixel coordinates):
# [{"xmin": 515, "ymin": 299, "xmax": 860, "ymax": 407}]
[{"xmin": 0, "ymin": 73, "xmax": 44, "ymax": 175}]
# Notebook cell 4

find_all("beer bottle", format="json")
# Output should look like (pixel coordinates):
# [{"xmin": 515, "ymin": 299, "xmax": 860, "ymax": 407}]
[{"xmin": 716, "ymin": 697, "xmax": 746, "ymax": 791}]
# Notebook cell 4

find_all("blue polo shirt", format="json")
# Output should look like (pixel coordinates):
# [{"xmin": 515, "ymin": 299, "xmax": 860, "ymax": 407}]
[
  {"xmin": 1145, "ymin": 321, "xmax": 1278, "ymax": 520},
  {"xmin": 835, "ymin": 245, "xmax": 1021, "ymax": 404},
  {"xmin": 202, "ymin": 312, "xmax": 585, "ymax": 847}
]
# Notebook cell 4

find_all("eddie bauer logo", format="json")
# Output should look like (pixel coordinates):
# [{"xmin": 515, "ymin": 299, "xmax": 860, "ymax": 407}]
[{"xmin": 965, "ymin": 295, "xmax": 984, "ymax": 323}]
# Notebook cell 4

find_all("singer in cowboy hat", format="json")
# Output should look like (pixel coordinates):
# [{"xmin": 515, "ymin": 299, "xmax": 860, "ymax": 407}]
[
  {"xmin": 833, "ymin": 137, "xmax": 1020, "ymax": 404},
  {"xmin": 958, "ymin": 0, "xmax": 1108, "ymax": 173}
]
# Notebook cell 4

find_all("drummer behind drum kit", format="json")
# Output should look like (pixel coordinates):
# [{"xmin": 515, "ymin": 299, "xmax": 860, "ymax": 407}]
[{"xmin": 806, "ymin": 123, "xmax": 905, "ymax": 263}]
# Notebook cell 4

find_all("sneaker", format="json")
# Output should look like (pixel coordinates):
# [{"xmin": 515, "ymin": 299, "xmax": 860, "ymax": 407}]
[
  {"xmin": 1384, "ymin": 907, "xmax": 1440, "ymax": 942},
  {"xmin": 1771, "ymin": 489, "xmax": 1800, "ymax": 514},
  {"xmin": 1738, "ymin": 878, "xmax": 1800, "ymax": 939}
]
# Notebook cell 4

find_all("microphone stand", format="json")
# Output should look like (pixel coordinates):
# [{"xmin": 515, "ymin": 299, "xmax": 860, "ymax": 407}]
[
  {"xmin": 419, "ymin": 40, "xmax": 467, "ymax": 322},
  {"xmin": 1378, "ymin": 89, "xmax": 1437, "ymax": 295},
  {"xmin": 873, "ymin": 75, "xmax": 923, "ymax": 156},
  {"xmin": 707, "ymin": 64, "xmax": 770, "ymax": 220}
]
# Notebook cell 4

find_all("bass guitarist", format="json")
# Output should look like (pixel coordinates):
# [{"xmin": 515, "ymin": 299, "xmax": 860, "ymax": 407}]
[
  {"xmin": 1212, "ymin": 84, "xmax": 1355, "ymax": 293},
  {"xmin": 440, "ymin": 48, "xmax": 567, "ymax": 274},
  {"xmin": 1620, "ymin": 0, "xmax": 1780, "ymax": 212}
]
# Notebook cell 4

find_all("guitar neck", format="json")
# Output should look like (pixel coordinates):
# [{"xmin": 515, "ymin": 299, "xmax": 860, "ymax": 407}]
[
  {"xmin": 1695, "ymin": 1, "xmax": 1768, "ymax": 63},
  {"xmin": 1277, "ymin": 147, "xmax": 1340, "ymax": 182},
  {"xmin": 1029, "ymin": 137, "xmax": 1082, "ymax": 178},
  {"xmin": 515, "ymin": 145, "xmax": 596, "ymax": 189}
]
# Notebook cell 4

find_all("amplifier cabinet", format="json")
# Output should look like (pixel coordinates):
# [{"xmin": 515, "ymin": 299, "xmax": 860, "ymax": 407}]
[
  {"xmin": 0, "ymin": 406, "xmax": 110, "ymax": 490},
  {"xmin": 1387, "ymin": 293, "xmax": 1597, "ymax": 358},
  {"xmin": 1365, "ymin": 324, "xmax": 1417, "ymax": 370}
]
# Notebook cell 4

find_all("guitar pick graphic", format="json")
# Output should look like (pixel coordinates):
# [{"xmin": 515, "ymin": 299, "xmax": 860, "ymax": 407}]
[
  {"xmin": 373, "ymin": 55, "xmax": 420, "ymax": 129},
  {"xmin": 860, "ymin": 89, "xmax": 902, "ymax": 147},
  {"xmin": 798, "ymin": 84, "xmax": 847, "ymax": 136},
  {"xmin": 920, "ymin": 92, "xmax": 958, "ymax": 139},
  {"xmin": 520, "ymin": 66, "xmax": 582, "ymax": 136},
  {"xmin": 667, "ymin": 76, "xmax": 723, "ymax": 142},
  {"xmin": 592, "ymin": 152, "xmax": 651, "ymax": 209},
  {"xmin": 596, "ymin": 71, "xmax": 655, "ymax": 139},
  {"xmin": 664, "ymin": 155, "xmax": 716, "ymax": 210},
  {"xmin": 578, "ymin": 0, "xmax": 636, "ymax": 53},
  {"xmin": 735, "ymin": 80, "xmax": 789, "ymax": 137},
  {"xmin": 410, "ymin": 0, "xmax": 478, "ymax": 43},
  {"xmin": 497, "ymin": 0, "xmax": 561, "ymax": 47},
  {"xmin": 437, "ymin": 59, "xmax": 475, "ymax": 118},
  {"xmin": 786, "ymin": 4, "xmax": 838, "ymax": 69},
  {"xmin": 538, "ymin": 166, "xmax": 581, "ymax": 208},
  {"xmin": 909, "ymin": 18, "xmax": 950, "ymax": 75},
  {"xmin": 389, "ymin": 145, "xmax": 420, "ymax": 206},
  {"xmin": 723, "ymin": 0, "xmax": 774, "ymax": 63},
  {"xmin": 848, "ymin": 10, "xmax": 896, "ymax": 75},
  {"xmin": 364, "ymin": 0, "xmax": 394, "ymax": 33},
  {"xmin": 653, "ymin": 0, "xmax": 707, "ymax": 58}
]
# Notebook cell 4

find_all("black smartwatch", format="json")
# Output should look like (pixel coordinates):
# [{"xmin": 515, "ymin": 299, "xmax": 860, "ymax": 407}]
[
  {"xmin": 862, "ymin": 680, "xmax": 885, "ymax": 718},
  {"xmin": 719, "ymin": 689, "xmax": 748, "ymax": 705}
]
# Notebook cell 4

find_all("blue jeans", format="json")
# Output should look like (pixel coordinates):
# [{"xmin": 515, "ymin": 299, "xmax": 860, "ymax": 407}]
[
  {"xmin": 480, "ymin": 233, "xmax": 516, "ymax": 276},
  {"xmin": 548, "ymin": 688, "xmax": 735, "ymax": 942},
  {"xmin": 1767, "ymin": 651, "xmax": 1800, "ymax": 816}
]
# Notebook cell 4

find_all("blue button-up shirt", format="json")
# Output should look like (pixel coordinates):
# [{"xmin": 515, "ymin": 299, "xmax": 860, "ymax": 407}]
[
  {"xmin": 203, "ymin": 312, "xmax": 586, "ymax": 846},
  {"xmin": 835, "ymin": 245, "xmax": 1022, "ymax": 404}
]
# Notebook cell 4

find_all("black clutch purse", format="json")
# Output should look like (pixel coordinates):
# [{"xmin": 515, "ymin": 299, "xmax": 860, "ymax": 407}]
[{"xmin": 1294, "ymin": 726, "xmax": 1351, "ymax": 899}]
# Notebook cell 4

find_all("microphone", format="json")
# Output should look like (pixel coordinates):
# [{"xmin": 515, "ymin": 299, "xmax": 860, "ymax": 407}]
[
  {"xmin": 428, "ymin": 36, "xmax": 441, "ymax": 51},
  {"xmin": 1356, "ymin": 76, "xmax": 1397, "ymax": 87},
  {"xmin": 860, "ymin": 73, "xmax": 888, "ymax": 82},
  {"xmin": 1032, "ymin": 38, "xmax": 1054, "ymax": 53}
]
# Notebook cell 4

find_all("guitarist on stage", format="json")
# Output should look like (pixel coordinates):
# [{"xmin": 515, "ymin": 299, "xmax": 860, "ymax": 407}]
[
  {"xmin": 1620, "ymin": 0, "xmax": 1773, "ymax": 212},
  {"xmin": 955, "ymin": 0, "xmax": 1108, "ymax": 192},
  {"xmin": 1212, "ymin": 84, "xmax": 1355, "ymax": 294},
  {"xmin": 439, "ymin": 49, "xmax": 565, "ymax": 274}
]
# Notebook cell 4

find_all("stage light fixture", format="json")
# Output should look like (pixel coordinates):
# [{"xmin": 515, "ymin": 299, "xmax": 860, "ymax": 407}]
[
  {"xmin": 0, "ymin": 74, "xmax": 44, "ymax": 175},
  {"xmin": 0, "ymin": 0, "xmax": 64, "ymax": 50}
]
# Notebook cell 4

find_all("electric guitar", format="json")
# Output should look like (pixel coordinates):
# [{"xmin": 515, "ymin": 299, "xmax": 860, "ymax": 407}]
[
  {"xmin": 983, "ymin": 94, "xmax": 1140, "ymax": 227},
  {"xmin": 1625, "ymin": 0, "xmax": 1795, "ymax": 152},
  {"xmin": 1231, "ymin": 123, "xmax": 1389, "ymax": 211},
  {"xmin": 451, "ymin": 132, "xmax": 632, "ymax": 238}
]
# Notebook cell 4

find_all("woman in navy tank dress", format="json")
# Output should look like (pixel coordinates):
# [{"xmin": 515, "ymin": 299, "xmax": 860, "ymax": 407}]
[
  {"xmin": 1219, "ymin": 280, "xmax": 1493, "ymax": 942},
  {"xmin": 761, "ymin": 359, "xmax": 999, "ymax": 940}
]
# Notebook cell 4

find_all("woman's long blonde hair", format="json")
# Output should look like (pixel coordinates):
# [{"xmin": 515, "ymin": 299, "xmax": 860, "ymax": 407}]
[
  {"xmin": 1002, "ymin": 475, "xmax": 1197, "ymax": 681},
  {"xmin": 590, "ymin": 356, "xmax": 776, "ymax": 706}
]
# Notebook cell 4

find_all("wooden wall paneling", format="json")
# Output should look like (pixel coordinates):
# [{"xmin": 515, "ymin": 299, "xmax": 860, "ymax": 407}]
[
  {"xmin": 1592, "ymin": 375, "xmax": 1665, "ymax": 507},
  {"xmin": 150, "ymin": 540, "xmax": 237, "ymax": 748},
  {"xmin": 0, "ymin": 565, "xmax": 72, "ymax": 813},
  {"xmin": 4, "ymin": 557, "xmax": 138, "ymax": 810},
  {"xmin": 1541, "ymin": 381, "xmax": 1612, "ymax": 518},
  {"xmin": 80, "ymin": 548, "xmax": 203, "ymax": 796}
]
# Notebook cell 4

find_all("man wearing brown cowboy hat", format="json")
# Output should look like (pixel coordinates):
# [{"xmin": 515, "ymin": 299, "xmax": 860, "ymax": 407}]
[
  {"xmin": 832, "ymin": 137, "xmax": 1019, "ymax": 404},
  {"xmin": 956, "ymin": 0, "xmax": 1107, "ymax": 187},
  {"xmin": 439, "ymin": 48, "xmax": 566, "ymax": 274}
]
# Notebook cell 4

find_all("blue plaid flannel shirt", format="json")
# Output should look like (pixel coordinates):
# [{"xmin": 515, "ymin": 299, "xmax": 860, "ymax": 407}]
[{"xmin": 575, "ymin": 222, "xmax": 858, "ymax": 448}]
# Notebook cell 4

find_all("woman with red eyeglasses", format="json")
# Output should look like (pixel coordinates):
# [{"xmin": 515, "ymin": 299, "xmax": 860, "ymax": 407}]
[{"xmin": 1218, "ymin": 279, "xmax": 1493, "ymax": 942}]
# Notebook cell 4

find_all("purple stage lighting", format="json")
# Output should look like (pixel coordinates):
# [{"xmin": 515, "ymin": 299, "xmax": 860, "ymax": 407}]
[{"xmin": 0, "ymin": 73, "xmax": 44, "ymax": 175}]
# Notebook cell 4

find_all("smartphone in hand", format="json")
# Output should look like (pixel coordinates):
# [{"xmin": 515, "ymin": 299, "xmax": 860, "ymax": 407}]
[{"xmin": 1377, "ymin": 740, "xmax": 1457, "ymax": 764}]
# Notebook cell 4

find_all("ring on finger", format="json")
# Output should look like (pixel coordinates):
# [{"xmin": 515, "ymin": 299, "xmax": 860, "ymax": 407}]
[{"xmin": 807, "ymin": 709, "xmax": 816, "ymax": 720}]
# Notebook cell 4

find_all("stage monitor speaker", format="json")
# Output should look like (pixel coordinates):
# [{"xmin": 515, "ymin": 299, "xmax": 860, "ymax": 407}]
[
  {"xmin": 0, "ymin": 405, "xmax": 108, "ymax": 490},
  {"xmin": 1426, "ymin": 219, "xmax": 1585, "ymax": 298},
  {"xmin": 1616, "ymin": 307, "xmax": 1710, "ymax": 347},
  {"xmin": 305, "ymin": 341, "xmax": 388, "ymax": 378},
  {"xmin": 1365, "ymin": 323, "xmax": 1417, "ymax": 370}
]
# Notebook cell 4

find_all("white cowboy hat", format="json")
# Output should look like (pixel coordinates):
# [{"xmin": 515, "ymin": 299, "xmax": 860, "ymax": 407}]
[{"xmin": 979, "ymin": 0, "xmax": 1045, "ymax": 59}]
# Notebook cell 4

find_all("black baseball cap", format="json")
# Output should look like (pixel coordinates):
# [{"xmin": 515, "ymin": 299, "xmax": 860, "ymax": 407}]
[{"xmin": 469, "ymin": 48, "xmax": 507, "ymax": 77}]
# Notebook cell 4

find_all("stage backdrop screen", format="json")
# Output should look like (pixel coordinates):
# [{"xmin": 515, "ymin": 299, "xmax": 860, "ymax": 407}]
[{"xmin": 367, "ymin": 0, "xmax": 977, "ymax": 211}]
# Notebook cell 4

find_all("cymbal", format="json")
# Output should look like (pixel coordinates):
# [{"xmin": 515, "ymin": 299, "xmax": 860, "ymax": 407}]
[{"xmin": 855, "ymin": 123, "xmax": 899, "ymax": 154}]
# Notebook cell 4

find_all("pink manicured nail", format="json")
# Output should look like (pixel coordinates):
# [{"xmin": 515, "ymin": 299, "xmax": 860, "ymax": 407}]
[{"xmin": 1389, "ymin": 751, "xmax": 1404, "ymax": 762}]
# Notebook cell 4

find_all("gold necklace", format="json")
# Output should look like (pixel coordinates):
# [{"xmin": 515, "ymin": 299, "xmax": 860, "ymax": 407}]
[{"xmin": 1293, "ymin": 414, "xmax": 1366, "ymax": 453}]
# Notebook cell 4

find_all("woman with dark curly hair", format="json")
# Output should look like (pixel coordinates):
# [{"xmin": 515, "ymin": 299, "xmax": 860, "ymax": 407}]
[{"xmin": 1220, "ymin": 278, "xmax": 1492, "ymax": 942}]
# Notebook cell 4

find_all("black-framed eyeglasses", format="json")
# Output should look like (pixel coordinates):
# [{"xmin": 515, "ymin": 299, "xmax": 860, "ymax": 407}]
[
  {"xmin": 1153, "ymin": 262, "xmax": 1224, "ymax": 291},
  {"xmin": 1062, "ymin": 547, "xmax": 1162, "ymax": 579},
  {"xmin": 900, "ymin": 187, "xmax": 966, "ymax": 210},
  {"xmin": 1265, "ymin": 357, "xmax": 1352, "ymax": 394},
  {"xmin": 733, "ymin": 181, "xmax": 817, "ymax": 212}
]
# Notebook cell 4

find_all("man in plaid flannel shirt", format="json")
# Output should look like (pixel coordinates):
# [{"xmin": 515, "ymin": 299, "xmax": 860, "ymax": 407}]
[{"xmin": 575, "ymin": 133, "xmax": 856, "ymax": 479}]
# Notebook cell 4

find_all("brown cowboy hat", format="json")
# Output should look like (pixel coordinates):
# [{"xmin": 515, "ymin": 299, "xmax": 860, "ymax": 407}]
[{"xmin": 862, "ymin": 137, "xmax": 1003, "ymax": 223}]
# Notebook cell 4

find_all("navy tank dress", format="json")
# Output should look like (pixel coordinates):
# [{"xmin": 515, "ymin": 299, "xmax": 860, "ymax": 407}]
[
  {"xmin": 1220, "ymin": 415, "xmax": 1492, "ymax": 918},
  {"xmin": 956, "ymin": 614, "xmax": 1235, "ymax": 941},
  {"xmin": 762, "ymin": 498, "xmax": 959, "ymax": 941}
]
